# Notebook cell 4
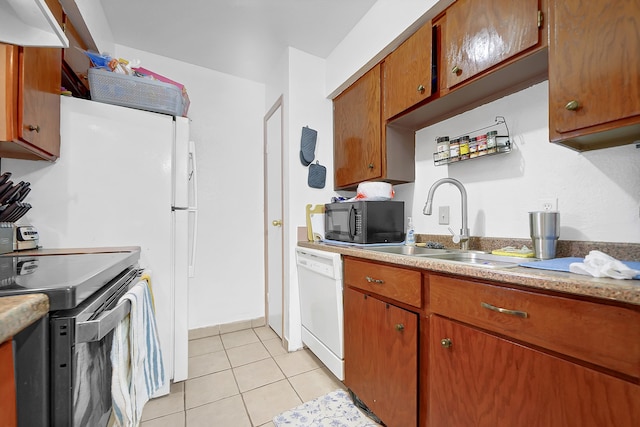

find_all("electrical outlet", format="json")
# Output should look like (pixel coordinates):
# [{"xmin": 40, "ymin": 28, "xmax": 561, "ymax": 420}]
[
  {"xmin": 538, "ymin": 198, "xmax": 558, "ymax": 211},
  {"xmin": 439, "ymin": 206, "xmax": 450, "ymax": 225}
]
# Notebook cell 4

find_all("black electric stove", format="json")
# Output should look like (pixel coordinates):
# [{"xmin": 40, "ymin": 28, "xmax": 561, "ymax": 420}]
[
  {"xmin": 2, "ymin": 249, "xmax": 141, "ymax": 427},
  {"xmin": 0, "ymin": 251, "xmax": 140, "ymax": 311}
]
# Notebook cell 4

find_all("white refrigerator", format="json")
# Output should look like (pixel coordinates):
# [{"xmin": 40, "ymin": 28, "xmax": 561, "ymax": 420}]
[{"xmin": 1, "ymin": 96, "xmax": 197, "ymax": 395}]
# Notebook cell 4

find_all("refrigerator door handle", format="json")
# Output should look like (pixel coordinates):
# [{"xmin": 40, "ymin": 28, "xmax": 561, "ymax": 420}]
[
  {"xmin": 188, "ymin": 208, "xmax": 197, "ymax": 277},
  {"xmin": 188, "ymin": 140, "xmax": 197, "ymax": 277},
  {"xmin": 188, "ymin": 140, "xmax": 198, "ymax": 210}
]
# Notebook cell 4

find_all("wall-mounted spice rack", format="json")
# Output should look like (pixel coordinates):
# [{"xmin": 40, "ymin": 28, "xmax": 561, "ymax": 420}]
[{"xmin": 433, "ymin": 116, "xmax": 512, "ymax": 166}]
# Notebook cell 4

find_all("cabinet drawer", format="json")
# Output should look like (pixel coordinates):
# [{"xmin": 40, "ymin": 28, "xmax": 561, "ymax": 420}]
[
  {"xmin": 344, "ymin": 258, "xmax": 422, "ymax": 308},
  {"xmin": 430, "ymin": 274, "xmax": 640, "ymax": 378}
]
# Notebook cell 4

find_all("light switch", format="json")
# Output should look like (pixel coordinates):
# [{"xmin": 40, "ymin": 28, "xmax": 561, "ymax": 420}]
[{"xmin": 439, "ymin": 206, "xmax": 450, "ymax": 225}]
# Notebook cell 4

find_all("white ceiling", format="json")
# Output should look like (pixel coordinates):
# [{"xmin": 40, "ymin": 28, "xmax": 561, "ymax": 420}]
[{"xmin": 99, "ymin": 0, "xmax": 378, "ymax": 84}]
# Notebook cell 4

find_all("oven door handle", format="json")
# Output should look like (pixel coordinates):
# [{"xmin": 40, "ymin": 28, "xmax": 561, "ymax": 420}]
[
  {"xmin": 76, "ymin": 299, "xmax": 131, "ymax": 343},
  {"xmin": 75, "ymin": 268, "xmax": 139, "ymax": 344}
]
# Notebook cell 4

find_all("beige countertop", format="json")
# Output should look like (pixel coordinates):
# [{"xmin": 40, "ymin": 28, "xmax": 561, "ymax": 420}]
[
  {"xmin": 0, "ymin": 294, "xmax": 49, "ymax": 343},
  {"xmin": 298, "ymin": 241, "xmax": 640, "ymax": 307}
]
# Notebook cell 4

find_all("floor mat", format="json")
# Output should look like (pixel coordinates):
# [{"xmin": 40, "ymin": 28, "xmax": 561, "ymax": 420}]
[{"xmin": 273, "ymin": 389, "xmax": 381, "ymax": 427}]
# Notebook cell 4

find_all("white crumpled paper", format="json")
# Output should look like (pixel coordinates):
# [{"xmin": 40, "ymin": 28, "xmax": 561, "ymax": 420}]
[{"xmin": 569, "ymin": 250, "xmax": 640, "ymax": 280}]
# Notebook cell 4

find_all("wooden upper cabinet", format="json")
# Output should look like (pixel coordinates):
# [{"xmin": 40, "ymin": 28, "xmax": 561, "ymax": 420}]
[
  {"xmin": 0, "ymin": 43, "xmax": 61, "ymax": 161},
  {"xmin": 383, "ymin": 21, "xmax": 433, "ymax": 120},
  {"xmin": 444, "ymin": 0, "xmax": 542, "ymax": 90},
  {"xmin": 333, "ymin": 65, "xmax": 383, "ymax": 189},
  {"xmin": 548, "ymin": 0, "xmax": 640, "ymax": 150},
  {"xmin": 20, "ymin": 47, "xmax": 61, "ymax": 158}
]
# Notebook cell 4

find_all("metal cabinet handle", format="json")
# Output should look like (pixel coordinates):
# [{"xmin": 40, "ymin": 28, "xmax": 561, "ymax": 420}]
[
  {"xmin": 451, "ymin": 65, "xmax": 461, "ymax": 75},
  {"xmin": 365, "ymin": 276, "xmax": 384, "ymax": 284},
  {"xmin": 368, "ymin": 163, "xmax": 374, "ymax": 169},
  {"xmin": 395, "ymin": 323, "xmax": 405, "ymax": 331},
  {"xmin": 28, "ymin": 124, "xmax": 40, "ymax": 133},
  {"xmin": 417, "ymin": 84, "xmax": 425, "ymax": 93},
  {"xmin": 481, "ymin": 302, "xmax": 528, "ymax": 318},
  {"xmin": 565, "ymin": 100, "xmax": 580, "ymax": 111},
  {"xmin": 272, "ymin": 220, "xmax": 282, "ymax": 226},
  {"xmin": 441, "ymin": 338, "xmax": 452, "ymax": 348}
]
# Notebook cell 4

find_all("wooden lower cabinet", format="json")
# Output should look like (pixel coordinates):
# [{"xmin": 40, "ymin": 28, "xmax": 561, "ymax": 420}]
[
  {"xmin": 344, "ymin": 286, "xmax": 418, "ymax": 427},
  {"xmin": 0, "ymin": 339, "xmax": 17, "ymax": 427},
  {"xmin": 429, "ymin": 315, "xmax": 640, "ymax": 427}
]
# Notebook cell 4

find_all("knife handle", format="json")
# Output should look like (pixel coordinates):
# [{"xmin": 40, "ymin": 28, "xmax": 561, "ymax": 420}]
[
  {"xmin": 0, "ymin": 172, "xmax": 11, "ymax": 186},
  {"xmin": 0, "ymin": 182, "xmax": 24, "ymax": 205}
]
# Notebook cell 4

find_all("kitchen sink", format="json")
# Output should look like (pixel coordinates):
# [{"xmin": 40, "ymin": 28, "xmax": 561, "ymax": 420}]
[
  {"xmin": 364, "ymin": 246, "xmax": 533, "ymax": 269},
  {"xmin": 421, "ymin": 251, "xmax": 527, "ymax": 269},
  {"xmin": 364, "ymin": 246, "xmax": 453, "ymax": 256}
]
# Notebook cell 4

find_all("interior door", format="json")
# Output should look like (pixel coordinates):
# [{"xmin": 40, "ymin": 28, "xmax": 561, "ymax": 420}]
[{"xmin": 264, "ymin": 96, "xmax": 284, "ymax": 339}]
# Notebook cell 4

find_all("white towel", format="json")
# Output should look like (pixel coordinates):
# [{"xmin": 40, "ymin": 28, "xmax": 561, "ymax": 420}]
[
  {"xmin": 569, "ymin": 250, "xmax": 640, "ymax": 280},
  {"xmin": 111, "ymin": 277, "xmax": 166, "ymax": 427}
]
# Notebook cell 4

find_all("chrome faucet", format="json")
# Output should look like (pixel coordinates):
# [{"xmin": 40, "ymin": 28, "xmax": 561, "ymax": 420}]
[{"xmin": 423, "ymin": 178, "xmax": 470, "ymax": 250}]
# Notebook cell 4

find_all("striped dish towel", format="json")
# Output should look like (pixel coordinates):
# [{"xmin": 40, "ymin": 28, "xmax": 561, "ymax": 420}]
[{"xmin": 111, "ymin": 276, "xmax": 165, "ymax": 427}]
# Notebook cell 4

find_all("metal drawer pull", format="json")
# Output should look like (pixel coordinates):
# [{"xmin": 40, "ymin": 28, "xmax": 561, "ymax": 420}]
[
  {"xmin": 565, "ymin": 100, "xmax": 580, "ymax": 111},
  {"xmin": 481, "ymin": 302, "xmax": 528, "ymax": 318},
  {"xmin": 395, "ymin": 323, "xmax": 405, "ymax": 331},
  {"xmin": 441, "ymin": 338, "xmax": 452, "ymax": 348},
  {"xmin": 365, "ymin": 276, "xmax": 384, "ymax": 284}
]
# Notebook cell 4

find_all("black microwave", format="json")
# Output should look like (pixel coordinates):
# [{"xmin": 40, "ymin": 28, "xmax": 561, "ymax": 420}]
[{"xmin": 324, "ymin": 200, "xmax": 405, "ymax": 244}]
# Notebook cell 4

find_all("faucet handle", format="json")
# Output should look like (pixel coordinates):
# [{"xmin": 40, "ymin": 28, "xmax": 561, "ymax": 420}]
[{"xmin": 447, "ymin": 227, "xmax": 461, "ymax": 244}]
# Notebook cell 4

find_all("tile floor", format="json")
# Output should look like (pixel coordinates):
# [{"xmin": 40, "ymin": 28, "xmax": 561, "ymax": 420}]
[{"xmin": 140, "ymin": 326, "xmax": 345, "ymax": 426}]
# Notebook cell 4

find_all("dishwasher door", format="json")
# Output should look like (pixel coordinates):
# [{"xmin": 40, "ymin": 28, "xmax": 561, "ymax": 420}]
[{"xmin": 295, "ymin": 247, "xmax": 344, "ymax": 380}]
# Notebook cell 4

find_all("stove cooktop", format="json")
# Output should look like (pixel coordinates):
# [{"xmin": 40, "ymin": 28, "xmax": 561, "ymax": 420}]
[{"xmin": 0, "ymin": 251, "xmax": 140, "ymax": 311}]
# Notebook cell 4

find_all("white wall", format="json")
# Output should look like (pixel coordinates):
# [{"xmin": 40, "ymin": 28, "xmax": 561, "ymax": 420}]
[
  {"xmin": 394, "ymin": 81, "xmax": 640, "ymax": 244},
  {"xmin": 266, "ymin": 47, "xmax": 335, "ymax": 350},
  {"xmin": 114, "ymin": 45, "xmax": 267, "ymax": 329},
  {"xmin": 286, "ymin": 48, "xmax": 335, "ymax": 349}
]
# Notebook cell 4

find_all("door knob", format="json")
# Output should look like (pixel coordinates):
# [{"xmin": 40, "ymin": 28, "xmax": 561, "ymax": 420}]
[
  {"xmin": 27, "ymin": 124, "xmax": 40, "ymax": 133},
  {"xmin": 451, "ymin": 65, "xmax": 461, "ymax": 75},
  {"xmin": 417, "ymin": 84, "xmax": 426, "ymax": 93},
  {"xmin": 441, "ymin": 338, "xmax": 453, "ymax": 348},
  {"xmin": 272, "ymin": 220, "xmax": 282, "ymax": 227},
  {"xmin": 395, "ymin": 324, "xmax": 405, "ymax": 331}
]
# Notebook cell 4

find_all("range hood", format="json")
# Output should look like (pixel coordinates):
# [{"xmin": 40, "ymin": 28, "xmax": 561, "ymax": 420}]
[{"xmin": 0, "ymin": 0, "xmax": 69, "ymax": 47}]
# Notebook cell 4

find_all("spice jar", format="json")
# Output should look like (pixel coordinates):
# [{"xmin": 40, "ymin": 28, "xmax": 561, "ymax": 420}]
[
  {"xmin": 436, "ymin": 136, "xmax": 450, "ymax": 162},
  {"xmin": 487, "ymin": 130, "xmax": 498, "ymax": 154},
  {"xmin": 459, "ymin": 136, "xmax": 470, "ymax": 160},
  {"xmin": 476, "ymin": 133, "xmax": 487, "ymax": 155},
  {"xmin": 469, "ymin": 137, "xmax": 478, "ymax": 158},
  {"xmin": 449, "ymin": 138, "xmax": 460, "ymax": 162}
]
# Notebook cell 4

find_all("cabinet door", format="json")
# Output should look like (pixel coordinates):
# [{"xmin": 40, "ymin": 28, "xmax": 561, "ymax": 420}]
[
  {"xmin": 0, "ymin": 340, "xmax": 17, "ymax": 426},
  {"xmin": 430, "ymin": 315, "xmax": 640, "ymax": 427},
  {"xmin": 344, "ymin": 287, "xmax": 417, "ymax": 427},
  {"xmin": 333, "ymin": 65, "xmax": 382, "ymax": 189},
  {"xmin": 444, "ymin": 0, "xmax": 541, "ymax": 89},
  {"xmin": 383, "ymin": 22, "xmax": 433, "ymax": 120},
  {"xmin": 19, "ymin": 46, "xmax": 61, "ymax": 159},
  {"xmin": 548, "ymin": 0, "xmax": 640, "ymax": 143}
]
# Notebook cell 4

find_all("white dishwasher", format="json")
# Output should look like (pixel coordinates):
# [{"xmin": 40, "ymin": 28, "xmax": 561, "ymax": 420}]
[{"xmin": 295, "ymin": 247, "xmax": 344, "ymax": 380}]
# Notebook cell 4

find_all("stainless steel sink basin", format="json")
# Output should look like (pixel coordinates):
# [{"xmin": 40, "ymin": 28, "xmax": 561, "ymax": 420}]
[
  {"xmin": 364, "ymin": 246, "xmax": 532, "ymax": 269},
  {"xmin": 364, "ymin": 246, "xmax": 452, "ymax": 256},
  {"xmin": 422, "ymin": 251, "xmax": 527, "ymax": 269}
]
